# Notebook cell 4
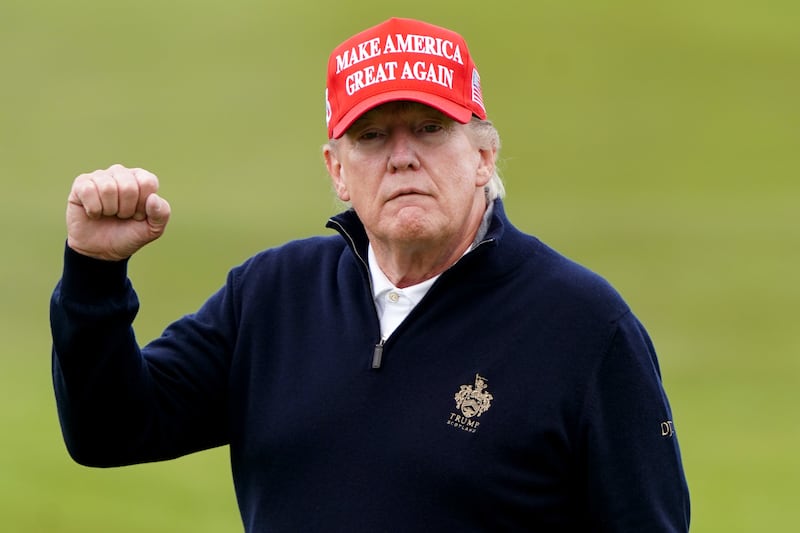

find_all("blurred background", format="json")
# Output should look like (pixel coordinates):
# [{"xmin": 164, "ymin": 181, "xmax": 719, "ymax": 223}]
[{"xmin": 1, "ymin": 0, "xmax": 797, "ymax": 530}]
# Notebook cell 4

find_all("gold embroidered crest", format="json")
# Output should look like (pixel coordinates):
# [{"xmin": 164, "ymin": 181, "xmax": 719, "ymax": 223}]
[{"xmin": 454, "ymin": 374, "xmax": 493, "ymax": 418}]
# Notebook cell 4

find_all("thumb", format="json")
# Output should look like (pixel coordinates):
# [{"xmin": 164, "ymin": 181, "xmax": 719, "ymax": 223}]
[{"xmin": 145, "ymin": 193, "xmax": 171, "ymax": 230}]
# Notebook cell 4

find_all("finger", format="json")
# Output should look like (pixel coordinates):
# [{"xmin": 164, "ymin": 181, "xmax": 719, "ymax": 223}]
[
  {"xmin": 132, "ymin": 168, "xmax": 160, "ymax": 220},
  {"xmin": 69, "ymin": 174, "xmax": 103, "ymax": 219},
  {"xmin": 145, "ymin": 193, "xmax": 171, "ymax": 231},
  {"xmin": 114, "ymin": 168, "xmax": 141, "ymax": 219},
  {"xmin": 93, "ymin": 170, "xmax": 120, "ymax": 217}
]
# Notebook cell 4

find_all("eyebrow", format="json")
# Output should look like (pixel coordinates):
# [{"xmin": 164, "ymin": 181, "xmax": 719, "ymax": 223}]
[{"xmin": 351, "ymin": 104, "xmax": 451, "ymax": 131}]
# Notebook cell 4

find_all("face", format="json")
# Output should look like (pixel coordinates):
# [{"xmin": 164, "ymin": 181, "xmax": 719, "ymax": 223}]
[{"xmin": 324, "ymin": 102, "xmax": 496, "ymax": 251}]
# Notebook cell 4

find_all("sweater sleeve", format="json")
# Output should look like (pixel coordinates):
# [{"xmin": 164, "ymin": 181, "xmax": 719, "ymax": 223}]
[
  {"xmin": 50, "ymin": 244, "xmax": 232, "ymax": 467},
  {"xmin": 580, "ymin": 311, "xmax": 691, "ymax": 532}
]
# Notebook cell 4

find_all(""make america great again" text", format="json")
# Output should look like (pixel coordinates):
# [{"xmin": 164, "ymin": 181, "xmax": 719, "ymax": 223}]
[{"xmin": 335, "ymin": 33, "xmax": 464, "ymax": 96}]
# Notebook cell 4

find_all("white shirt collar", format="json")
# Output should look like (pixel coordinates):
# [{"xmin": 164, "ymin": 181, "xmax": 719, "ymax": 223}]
[
  {"xmin": 368, "ymin": 244, "xmax": 439, "ymax": 339},
  {"xmin": 368, "ymin": 245, "xmax": 439, "ymax": 303}
]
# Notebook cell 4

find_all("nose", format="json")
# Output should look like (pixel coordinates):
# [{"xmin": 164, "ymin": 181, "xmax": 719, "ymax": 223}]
[{"xmin": 386, "ymin": 130, "xmax": 420, "ymax": 172}]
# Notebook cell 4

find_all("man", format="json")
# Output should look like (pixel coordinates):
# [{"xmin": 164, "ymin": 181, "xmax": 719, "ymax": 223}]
[{"xmin": 51, "ymin": 17, "xmax": 690, "ymax": 532}]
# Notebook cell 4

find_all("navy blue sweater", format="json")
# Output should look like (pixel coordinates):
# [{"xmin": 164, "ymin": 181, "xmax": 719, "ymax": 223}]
[{"xmin": 51, "ymin": 201, "xmax": 690, "ymax": 531}]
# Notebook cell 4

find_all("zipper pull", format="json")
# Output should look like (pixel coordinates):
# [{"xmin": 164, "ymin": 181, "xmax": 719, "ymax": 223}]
[{"xmin": 372, "ymin": 339, "xmax": 385, "ymax": 369}]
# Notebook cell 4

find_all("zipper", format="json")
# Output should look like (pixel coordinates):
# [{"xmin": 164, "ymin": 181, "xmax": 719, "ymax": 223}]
[
  {"xmin": 329, "ymin": 219, "xmax": 386, "ymax": 370},
  {"xmin": 372, "ymin": 338, "xmax": 386, "ymax": 369},
  {"xmin": 330, "ymin": 217, "xmax": 496, "ymax": 372}
]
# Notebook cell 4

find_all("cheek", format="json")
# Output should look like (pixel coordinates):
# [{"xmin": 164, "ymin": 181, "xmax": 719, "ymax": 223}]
[
  {"xmin": 337, "ymin": 172, "xmax": 376, "ymax": 211},
  {"xmin": 341, "ymin": 160, "xmax": 384, "ymax": 196},
  {"xmin": 448, "ymin": 153, "xmax": 484, "ymax": 189}
]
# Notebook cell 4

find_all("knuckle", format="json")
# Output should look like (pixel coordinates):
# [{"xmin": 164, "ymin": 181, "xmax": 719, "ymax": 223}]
[
  {"xmin": 72, "ymin": 174, "xmax": 92, "ymax": 191},
  {"xmin": 96, "ymin": 178, "xmax": 117, "ymax": 195},
  {"xmin": 134, "ymin": 168, "xmax": 159, "ymax": 188},
  {"xmin": 73, "ymin": 178, "xmax": 94, "ymax": 197},
  {"xmin": 117, "ymin": 177, "xmax": 139, "ymax": 194}
]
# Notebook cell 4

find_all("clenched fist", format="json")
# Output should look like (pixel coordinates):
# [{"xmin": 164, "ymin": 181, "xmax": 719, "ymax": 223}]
[{"xmin": 66, "ymin": 164, "xmax": 171, "ymax": 261}]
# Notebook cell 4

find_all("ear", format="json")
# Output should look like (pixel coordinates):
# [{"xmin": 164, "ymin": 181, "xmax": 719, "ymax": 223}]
[
  {"xmin": 475, "ymin": 146, "xmax": 498, "ymax": 188},
  {"xmin": 323, "ymin": 143, "xmax": 350, "ymax": 202}
]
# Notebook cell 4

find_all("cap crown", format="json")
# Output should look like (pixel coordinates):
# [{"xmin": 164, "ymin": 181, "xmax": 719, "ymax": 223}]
[{"xmin": 325, "ymin": 18, "xmax": 487, "ymax": 138}]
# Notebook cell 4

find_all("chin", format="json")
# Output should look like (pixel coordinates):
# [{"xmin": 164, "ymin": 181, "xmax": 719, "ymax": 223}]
[{"xmin": 386, "ymin": 217, "xmax": 440, "ymax": 244}]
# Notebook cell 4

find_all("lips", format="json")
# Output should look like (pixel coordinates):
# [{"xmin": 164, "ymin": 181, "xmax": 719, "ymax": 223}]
[{"xmin": 387, "ymin": 188, "xmax": 429, "ymax": 201}]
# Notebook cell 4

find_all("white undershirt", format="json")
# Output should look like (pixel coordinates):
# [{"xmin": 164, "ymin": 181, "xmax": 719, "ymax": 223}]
[{"xmin": 368, "ymin": 244, "xmax": 439, "ymax": 340}]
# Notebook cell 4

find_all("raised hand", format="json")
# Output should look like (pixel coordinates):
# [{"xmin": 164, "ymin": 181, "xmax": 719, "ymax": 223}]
[{"xmin": 66, "ymin": 164, "xmax": 171, "ymax": 261}]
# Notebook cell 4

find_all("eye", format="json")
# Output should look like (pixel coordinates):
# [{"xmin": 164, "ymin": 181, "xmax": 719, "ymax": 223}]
[
  {"xmin": 418, "ymin": 122, "xmax": 444, "ymax": 135},
  {"xmin": 358, "ymin": 130, "xmax": 384, "ymax": 141},
  {"xmin": 349, "ymin": 125, "xmax": 387, "ymax": 144}
]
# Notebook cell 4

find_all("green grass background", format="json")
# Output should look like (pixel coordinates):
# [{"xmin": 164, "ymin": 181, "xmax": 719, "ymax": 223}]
[{"xmin": 1, "ymin": 0, "xmax": 798, "ymax": 531}]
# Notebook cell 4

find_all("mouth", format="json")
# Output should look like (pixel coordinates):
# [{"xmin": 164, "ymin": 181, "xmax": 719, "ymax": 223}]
[{"xmin": 387, "ymin": 188, "xmax": 429, "ymax": 201}]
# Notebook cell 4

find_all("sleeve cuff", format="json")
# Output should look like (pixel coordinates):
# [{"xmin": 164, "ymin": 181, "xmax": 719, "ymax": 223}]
[{"xmin": 60, "ymin": 243, "xmax": 131, "ymax": 303}]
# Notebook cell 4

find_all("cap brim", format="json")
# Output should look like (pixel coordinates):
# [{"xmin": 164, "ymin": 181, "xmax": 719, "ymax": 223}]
[{"xmin": 331, "ymin": 90, "xmax": 474, "ymax": 139}]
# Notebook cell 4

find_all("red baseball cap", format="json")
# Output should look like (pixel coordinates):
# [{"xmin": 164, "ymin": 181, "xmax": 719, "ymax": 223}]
[{"xmin": 325, "ymin": 17, "xmax": 487, "ymax": 139}]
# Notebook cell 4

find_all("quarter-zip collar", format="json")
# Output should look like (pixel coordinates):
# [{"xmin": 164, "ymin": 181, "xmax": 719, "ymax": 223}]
[
  {"xmin": 326, "ymin": 199, "xmax": 509, "ymax": 370},
  {"xmin": 325, "ymin": 199, "xmax": 508, "ymax": 274}
]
